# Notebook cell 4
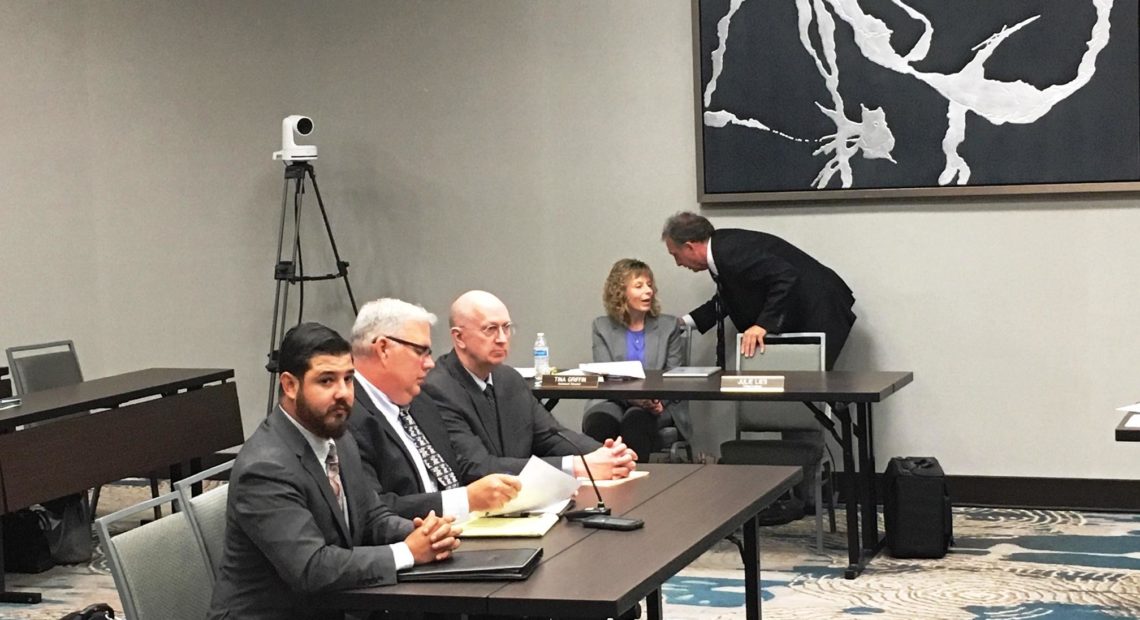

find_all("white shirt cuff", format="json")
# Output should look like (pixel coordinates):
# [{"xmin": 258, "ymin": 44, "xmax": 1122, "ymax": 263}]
[
  {"xmin": 442, "ymin": 487, "xmax": 470, "ymax": 521},
  {"xmin": 681, "ymin": 314, "xmax": 696, "ymax": 329},
  {"xmin": 392, "ymin": 542, "xmax": 415, "ymax": 571},
  {"xmin": 562, "ymin": 455, "xmax": 575, "ymax": 476}
]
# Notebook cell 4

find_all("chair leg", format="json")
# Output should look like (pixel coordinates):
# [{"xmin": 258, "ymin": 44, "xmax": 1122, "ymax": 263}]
[
  {"xmin": 149, "ymin": 477, "xmax": 162, "ymax": 520},
  {"xmin": 90, "ymin": 485, "xmax": 102, "ymax": 522},
  {"xmin": 814, "ymin": 464, "xmax": 824, "ymax": 553},
  {"xmin": 826, "ymin": 462, "xmax": 837, "ymax": 533}
]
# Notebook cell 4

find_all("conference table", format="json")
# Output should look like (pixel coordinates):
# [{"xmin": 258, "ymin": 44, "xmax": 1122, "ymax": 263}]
[
  {"xmin": 325, "ymin": 463, "xmax": 801, "ymax": 620},
  {"xmin": 0, "ymin": 368, "xmax": 244, "ymax": 604},
  {"xmin": 535, "ymin": 369, "xmax": 913, "ymax": 579}
]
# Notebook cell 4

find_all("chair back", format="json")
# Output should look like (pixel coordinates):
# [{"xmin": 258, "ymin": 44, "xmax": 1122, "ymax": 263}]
[
  {"xmin": 173, "ymin": 460, "xmax": 235, "ymax": 580},
  {"xmin": 735, "ymin": 332, "xmax": 827, "ymax": 434},
  {"xmin": 5, "ymin": 340, "xmax": 83, "ymax": 394},
  {"xmin": 95, "ymin": 492, "xmax": 214, "ymax": 620}
]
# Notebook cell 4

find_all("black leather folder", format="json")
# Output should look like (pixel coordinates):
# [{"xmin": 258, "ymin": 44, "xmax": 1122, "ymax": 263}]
[{"xmin": 398, "ymin": 547, "xmax": 543, "ymax": 582}]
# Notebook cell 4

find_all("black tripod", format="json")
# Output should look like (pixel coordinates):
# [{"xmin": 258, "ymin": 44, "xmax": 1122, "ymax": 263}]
[{"xmin": 264, "ymin": 161, "xmax": 359, "ymax": 414}]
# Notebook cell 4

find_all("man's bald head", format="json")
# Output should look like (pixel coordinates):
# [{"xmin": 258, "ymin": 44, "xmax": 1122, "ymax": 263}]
[{"xmin": 448, "ymin": 290, "xmax": 513, "ymax": 379}]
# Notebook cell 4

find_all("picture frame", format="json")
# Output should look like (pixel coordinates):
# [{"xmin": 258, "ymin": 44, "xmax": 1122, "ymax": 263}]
[{"xmin": 692, "ymin": 0, "xmax": 1140, "ymax": 203}]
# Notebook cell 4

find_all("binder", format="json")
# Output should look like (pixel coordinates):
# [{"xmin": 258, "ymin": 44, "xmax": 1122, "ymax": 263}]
[{"xmin": 398, "ymin": 547, "xmax": 543, "ymax": 582}]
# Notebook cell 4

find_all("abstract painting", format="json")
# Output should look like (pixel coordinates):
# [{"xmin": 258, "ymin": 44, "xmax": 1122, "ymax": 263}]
[{"xmin": 693, "ymin": 0, "xmax": 1140, "ymax": 202}]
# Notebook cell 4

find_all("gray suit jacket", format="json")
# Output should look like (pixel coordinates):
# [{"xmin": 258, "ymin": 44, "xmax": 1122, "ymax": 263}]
[
  {"xmin": 208, "ymin": 407, "xmax": 414, "ymax": 620},
  {"xmin": 589, "ymin": 314, "xmax": 692, "ymax": 439},
  {"xmin": 423, "ymin": 350, "xmax": 602, "ymax": 480}
]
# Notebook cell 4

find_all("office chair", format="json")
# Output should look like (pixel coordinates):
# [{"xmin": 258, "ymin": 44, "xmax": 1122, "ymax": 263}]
[
  {"xmin": 173, "ymin": 460, "xmax": 234, "ymax": 580},
  {"xmin": 720, "ymin": 332, "xmax": 836, "ymax": 553},
  {"xmin": 6, "ymin": 340, "xmax": 163, "ymax": 520},
  {"xmin": 95, "ymin": 491, "xmax": 214, "ymax": 620}
]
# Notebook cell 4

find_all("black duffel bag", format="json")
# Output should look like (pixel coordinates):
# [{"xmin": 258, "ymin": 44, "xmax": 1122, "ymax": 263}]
[{"xmin": 883, "ymin": 456, "xmax": 953, "ymax": 558}]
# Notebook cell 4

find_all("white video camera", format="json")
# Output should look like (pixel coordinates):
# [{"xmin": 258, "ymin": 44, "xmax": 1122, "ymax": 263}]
[{"xmin": 272, "ymin": 115, "xmax": 318, "ymax": 162}]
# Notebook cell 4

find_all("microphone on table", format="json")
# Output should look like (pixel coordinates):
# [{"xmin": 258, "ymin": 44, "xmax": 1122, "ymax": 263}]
[{"xmin": 547, "ymin": 428, "xmax": 611, "ymax": 520}]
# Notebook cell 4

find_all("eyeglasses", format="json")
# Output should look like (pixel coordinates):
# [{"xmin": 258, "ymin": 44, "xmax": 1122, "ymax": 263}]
[
  {"xmin": 476, "ymin": 322, "xmax": 515, "ymax": 338},
  {"xmin": 375, "ymin": 335, "xmax": 433, "ymax": 359}
]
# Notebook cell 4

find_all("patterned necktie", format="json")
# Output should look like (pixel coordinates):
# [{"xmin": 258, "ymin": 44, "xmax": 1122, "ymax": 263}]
[
  {"xmin": 325, "ymin": 442, "xmax": 345, "ymax": 513},
  {"xmin": 398, "ymin": 408, "xmax": 459, "ymax": 490}
]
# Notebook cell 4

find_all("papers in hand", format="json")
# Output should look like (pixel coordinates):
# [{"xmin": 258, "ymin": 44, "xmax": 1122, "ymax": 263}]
[
  {"xmin": 577, "ymin": 361, "xmax": 645, "ymax": 380},
  {"xmin": 480, "ymin": 456, "xmax": 579, "ymax": 517}
]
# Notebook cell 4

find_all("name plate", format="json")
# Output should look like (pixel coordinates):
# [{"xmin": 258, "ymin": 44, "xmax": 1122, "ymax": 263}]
[
  {"xmin": 541, "ymin": 375, "xmax": 601, "ymax": 388},
  {"xmin": 720, "ymin": 375, "xmax": 785, "ymax": 392}
]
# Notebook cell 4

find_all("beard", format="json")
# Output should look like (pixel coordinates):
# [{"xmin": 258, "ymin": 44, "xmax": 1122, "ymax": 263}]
[{"xmin": 295, "ymin": 390, "xmax": 351, "ymax": 439}]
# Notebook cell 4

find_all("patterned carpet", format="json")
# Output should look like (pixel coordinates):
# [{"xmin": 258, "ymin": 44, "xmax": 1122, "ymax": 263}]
[{"xmin": 3, "ymin": 487, "xmax": 1139, "ymax": 620}]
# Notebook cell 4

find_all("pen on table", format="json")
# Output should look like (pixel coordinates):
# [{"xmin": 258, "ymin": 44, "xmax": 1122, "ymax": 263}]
[{"xmin": 489, "ymin": 512, "xmax": 537, "ymax": 518}]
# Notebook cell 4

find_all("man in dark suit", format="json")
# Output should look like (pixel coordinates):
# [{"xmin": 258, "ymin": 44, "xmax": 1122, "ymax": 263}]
[
  {"xmin": 423, "ymin": 290, "xmax": 638, "ymax": 482},
  {"xmin": 662, "ymin": 212, "xmax": 856, "ymax": 369},
  {"xmin": 208, "ymin": 323, "xmax": 461, "ymax": 620},
  {"xmin": 348, "ymin": 297, "xmax": 522, "ymax": 521}
]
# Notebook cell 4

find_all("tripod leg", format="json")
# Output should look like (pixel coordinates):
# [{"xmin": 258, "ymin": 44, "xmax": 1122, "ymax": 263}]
[{"xmin": 307, "ymin": 168, "xmax": 359, "ymax": 314}]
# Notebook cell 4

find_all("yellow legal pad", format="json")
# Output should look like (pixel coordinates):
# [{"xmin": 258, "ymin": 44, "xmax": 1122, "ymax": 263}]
[{"xmin": 460, "ymin": 513, "xmax": 560, "ymax": 538}]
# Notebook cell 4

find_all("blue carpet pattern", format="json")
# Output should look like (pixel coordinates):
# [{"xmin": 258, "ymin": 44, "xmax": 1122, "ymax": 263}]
[{"xmin": 3, "ymin": 499, "xmax": 1139, "ymax": 619}]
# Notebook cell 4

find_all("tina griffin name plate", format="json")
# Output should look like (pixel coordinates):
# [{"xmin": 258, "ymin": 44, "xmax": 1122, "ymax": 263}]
[
  {"xmin": 540, "ymin": 375, "xmax": 601, "ymax": 388},
  {"xmin": 720, "ymin": 375, "xmax": 785, "ymax": 392}
]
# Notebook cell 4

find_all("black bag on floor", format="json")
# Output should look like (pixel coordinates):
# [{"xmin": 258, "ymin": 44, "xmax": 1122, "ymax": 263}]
[
  {"xmin": 1, "ymin": 508, "xmax": 54, "ymax": 573},
  {"xmin": 41, "ymin": 493, "xmax": 94, "ymax": 564},
  {"xmin": 883, "ymin": 456, "xmax": 952, "ymax": 559}
]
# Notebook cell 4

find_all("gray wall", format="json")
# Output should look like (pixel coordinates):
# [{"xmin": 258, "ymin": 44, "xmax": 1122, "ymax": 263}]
[{"xmin": 3, "ymin": 1, "xmax": 1138, "ymax": 479}]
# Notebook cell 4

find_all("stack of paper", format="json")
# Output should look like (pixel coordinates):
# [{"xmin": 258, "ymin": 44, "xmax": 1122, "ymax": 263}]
[{"xmin": 577, "ymin": 361, "xmax": 645, "ymax": 379}]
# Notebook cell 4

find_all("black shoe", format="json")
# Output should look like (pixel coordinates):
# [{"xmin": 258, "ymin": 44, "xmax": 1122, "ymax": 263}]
[{"xmin": 755, "ymin": 497, "xmax": 804, "ymax": 526}]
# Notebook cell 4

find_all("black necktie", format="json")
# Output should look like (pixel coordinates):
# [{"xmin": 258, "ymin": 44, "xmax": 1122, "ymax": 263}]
[
  {"xmin": 713, "ymin": 276, "xmax": 726, "ymax": 369},
  {"xmin": 398, "ymin": 408, "xmax": 459, "ymax": 490},
  {"xmin": 482, "ymin": 384, "xmax": 505, "ymax": 453}
]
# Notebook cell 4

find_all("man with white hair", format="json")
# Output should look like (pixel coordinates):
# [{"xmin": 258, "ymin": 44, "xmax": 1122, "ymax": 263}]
[
  {"xmin": 348, "ymin": 298, "xmax": 523, "ymax": 521},
  {"xmin": 424, "ymin": 290, "xmax": 637, "ymax": 481}
]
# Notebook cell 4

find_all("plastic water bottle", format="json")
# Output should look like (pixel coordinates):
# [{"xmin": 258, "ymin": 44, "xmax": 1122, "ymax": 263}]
[{"xmin": 533, "ymin": 332, "xmax": 550, "ymax": 377}]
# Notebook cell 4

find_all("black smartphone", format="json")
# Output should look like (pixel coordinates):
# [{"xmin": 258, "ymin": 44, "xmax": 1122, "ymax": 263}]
[{"xmin": 580, "ymin": 515, "xmax": 644, "ymax": 531}]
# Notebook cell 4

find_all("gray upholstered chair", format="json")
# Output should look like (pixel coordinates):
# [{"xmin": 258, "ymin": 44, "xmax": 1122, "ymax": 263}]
[
  {"xmin": 5, "ymin": 340, "xmax": 162, "ymax": 520},
  {"xmin": 173, "ymin": 460, "xmax": 234, "ymax": 580},
  {"xmin": 94, "ymin": 491, "xmax": 214, "ymax": 620},
  {"xmin": 720, "ymin": 332, "xmax": 836, "ymax": 552}
]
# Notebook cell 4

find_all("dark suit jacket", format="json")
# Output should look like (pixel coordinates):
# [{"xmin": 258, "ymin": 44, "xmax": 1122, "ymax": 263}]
[
  {"xmin": 689, "ymin": 228, "xmax": 856, "ymax": 369},
  {"xmin": 208, "ymin": 407, "xmax": 414, "ymax": 620},
  {"xmin": 423, "ymin": 350, "xmax": 602, "ymax": 480},
  {"xmin": 348, "ymin": 385, "xmax": 461, "ymax": 519}
]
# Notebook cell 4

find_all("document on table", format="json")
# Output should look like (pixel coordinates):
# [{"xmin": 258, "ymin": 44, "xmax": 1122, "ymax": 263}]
[
  {"xmin": 460, "ymin": 513, "xmax": 560, "ymax": 538},
  {"xmin": 580, "ymin": 470, "xmax": 649, "ymax": 488},
  {"xmin": 480, "ymin": 456, "xmax": 579, "ymax": 517},
  {"xmin": 577, "ymin": 361, "xmax": 645, "ymax": 379}
]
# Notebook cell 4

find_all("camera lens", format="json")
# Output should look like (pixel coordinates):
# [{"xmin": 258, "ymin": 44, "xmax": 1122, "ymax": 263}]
[{"xmin": 296, "ymin": 117, "xmax": 313, "ymax": 135}]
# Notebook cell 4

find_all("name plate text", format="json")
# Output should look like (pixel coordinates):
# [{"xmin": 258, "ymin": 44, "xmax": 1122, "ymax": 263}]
[
  {"xmin": 541, "ymin": 375, "xmax": 601, "ymax": 388},
  {"xmin": 720, "ymin": 375, "xmax": 785, "ymax": 392}
]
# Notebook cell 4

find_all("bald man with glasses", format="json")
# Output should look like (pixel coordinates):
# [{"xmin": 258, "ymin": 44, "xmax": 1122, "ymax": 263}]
[
  {"xmin": 347, "ymin": 298, "xmax": 523, "ymax": 522},
  {"xmin": 423, "ymin": 290, "xmax": 637, "ymax": 482}
]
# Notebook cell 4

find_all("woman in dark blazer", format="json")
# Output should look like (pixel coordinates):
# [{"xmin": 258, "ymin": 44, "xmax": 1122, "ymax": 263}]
[{"xmin": 581, "ymin": 258, "xmax": 690, "ymax": 459}]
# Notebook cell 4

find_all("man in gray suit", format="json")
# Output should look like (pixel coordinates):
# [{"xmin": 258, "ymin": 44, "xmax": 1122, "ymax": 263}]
[
  {"xmin": 423, "ymin": 290, "xmax": 637, "ymax": 481},
  {"xmin": 348, "ymin": 297, "xmax": 522, "ymax": 521},
  {"xmin": 208, "ymin": 322, "xmax": 461, "ymax": 620}
]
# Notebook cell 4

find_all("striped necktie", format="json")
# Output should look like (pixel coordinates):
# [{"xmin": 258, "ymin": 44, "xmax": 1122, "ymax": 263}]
[{"xmin": 325, "ymin": 442, "xmax": 345, "ymax": 514}]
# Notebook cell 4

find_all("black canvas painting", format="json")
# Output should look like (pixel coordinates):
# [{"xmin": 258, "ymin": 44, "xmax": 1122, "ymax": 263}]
[{"xmin": 694, "ymin": 0, "xmax": 1140, "ymax": 201}]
